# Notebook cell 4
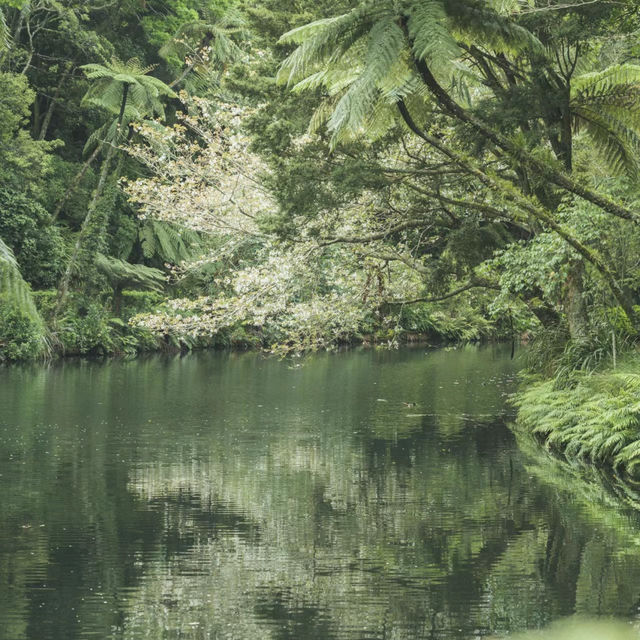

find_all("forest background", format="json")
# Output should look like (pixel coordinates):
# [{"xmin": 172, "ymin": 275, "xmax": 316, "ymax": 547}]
[{"xmin": 1, "ymin": 0, "xmax": 640, "ymax": 384}]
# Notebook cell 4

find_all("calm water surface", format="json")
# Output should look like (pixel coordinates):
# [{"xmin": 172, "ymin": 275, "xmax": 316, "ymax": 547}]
[{"xmin": 2, "ymin": 345, "xmax": 640, "ymax": 639}]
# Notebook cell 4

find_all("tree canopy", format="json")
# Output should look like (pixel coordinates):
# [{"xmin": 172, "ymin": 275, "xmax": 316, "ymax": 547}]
[{"xmin": 0, "ymin": 0, "xmax": 640, "ymax": 365}]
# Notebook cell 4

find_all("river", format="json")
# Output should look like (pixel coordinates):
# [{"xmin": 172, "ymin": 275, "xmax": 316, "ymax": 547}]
[{"xmin": 2, "ymin": 345, "xmax": 640, "ymax": 639}]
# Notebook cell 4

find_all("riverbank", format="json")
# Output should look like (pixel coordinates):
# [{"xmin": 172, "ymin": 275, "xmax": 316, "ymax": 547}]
[
  {"xmin": 515, "ymin": 356, "xmax": 640, "ymax": 479},
  {"xmin": 1, "ymin": 289, "xmax": 507, "ymax": 362}
]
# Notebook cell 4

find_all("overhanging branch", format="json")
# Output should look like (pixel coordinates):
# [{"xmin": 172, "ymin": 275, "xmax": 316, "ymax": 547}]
[{"xmin": 384, "ymin": 279, "xmax": 500, "ymax": 306}]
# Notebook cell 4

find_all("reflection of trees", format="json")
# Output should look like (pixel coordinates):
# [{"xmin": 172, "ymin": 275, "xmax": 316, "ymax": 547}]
[
  {"xmin": 3, "ymin": 347, "xmax": 640, "ymax": 639},
  {"xmin": 514, "ymin": 432, "xmax": 640, "ymax": 619},
  {"xmin": 120, "ymin": 410, "xmax": 552, "ymax": 639},
  {"xmin": 0, "ymin": 361, "xmax": 169, "ymax": 640}
]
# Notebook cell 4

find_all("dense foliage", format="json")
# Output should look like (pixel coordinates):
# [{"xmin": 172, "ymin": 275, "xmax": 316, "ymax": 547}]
[{"xmin": 1, "ymin": 0, "xmax": 640, "ymax": 366}]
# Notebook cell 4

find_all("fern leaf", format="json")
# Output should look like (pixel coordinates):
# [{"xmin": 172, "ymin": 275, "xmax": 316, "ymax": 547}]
[
  {"xmin": 445, "ymin": 0, "xmax": 542, "ymax": 55},
  {"xmin": 95, "ymin": 254, "xmax": 165, "ymax": 292},
  {"xmin": 328, "ymin": 16, "xmax": 405, "ymax": 145},
  {"xmin": 0, "ymin": 236, "xmax": 45, "ymax": 329},
  {"xmin": 0, "ymin": 8, "xmax": 10, "ymax": 52},
  {"xmin": 407, "ymin": 0, "xmax": 460, "ymax": 68},
  {"xmin": 278, "ymin": 3, "xmax": 381, "ymax": 86}
]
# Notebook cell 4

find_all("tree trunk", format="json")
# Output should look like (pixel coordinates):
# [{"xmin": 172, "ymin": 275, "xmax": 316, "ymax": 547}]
[
  {"xmin": 54, "ymin": 143, "xmax": 117, "ymax": 316},
  {"xmin": 32, "ymin": 93, "xmax": 40, "ymax": 138},
  {"xmin": 113, "ymin": 282, "xmax": 123, "ymax": 316},
  {"xmin": 52, "ymin": 146, "xmax": 101, "ymax": 221},
  {"xmin": 396, "ymin": 100, "xmax": 639, "ymax": 331},
  {"xmin": 406, "ymin": 47, "xmax": 640, "ymax": 225},
  {"xmin": 38, "ymin": 70, "xmax": 70, "ymax": 140},
  {"xmin": 564, "ymin": 260, "xmax": 589, "ymax": 343}
]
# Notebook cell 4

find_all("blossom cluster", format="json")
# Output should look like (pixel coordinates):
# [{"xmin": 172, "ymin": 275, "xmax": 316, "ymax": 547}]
[{"xmin": 125, "ymin": 96, "xmax": 435, "ymax": 352}]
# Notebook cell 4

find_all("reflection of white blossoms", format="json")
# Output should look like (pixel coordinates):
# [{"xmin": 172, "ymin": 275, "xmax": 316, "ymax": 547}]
[{"xmin": 125, "ymin": 96, "xmax": 427, "ymax": 352}]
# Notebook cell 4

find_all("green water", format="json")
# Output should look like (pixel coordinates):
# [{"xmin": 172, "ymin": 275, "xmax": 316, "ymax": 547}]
[{"xmin": 1, "ymin": 345, "xmax": 640, "ymax": 639}]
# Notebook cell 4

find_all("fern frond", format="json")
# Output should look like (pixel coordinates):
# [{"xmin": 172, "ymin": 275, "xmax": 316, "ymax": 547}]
[
  {"xmin": 80, "ymin": 58, "xmax": 175, "ymax": 120},
  {"xmin": 572, "ymin": 106, "xmax": 640, "ymax": 178},
  {"xmin": 82, "ymin": 114, "xmax": 137, "ymax": 155},
  {"xmin": 569, "ymin": 64, "xmax": 640, "ymax": 177},
  {"xmin": 291, "ymin": 70, "xmax": 329, "ymax": 93},
  {"xmin": 278, "ymin": 3, "xmax": 385, "ymax": 86},
  {"xmin": 407, "ymin": 0, "xmax": 460, "ymax": 68},
  {"xmin": 96, "ymin": 254, "xmax": 165, "ymax": 292},
  {"xmin": 140, "ymin": 220, "xmax": 204, "ymax": 264},
  {"xmin": 518, "ymin": 375, "xmax": 640, "ymax": 477},
  {"xmin": 572, "ymin": 64, "xmax": 640, "ymax": 106},
  {"xmin": 381, "ymin": 70, "xmax": 423, "ymax": 103},
  {"xmin": 328, "ymin": 16, "xmax": 405, "ymax": 145},
  {"xmin": 486, "ymin": 0, "xmax": 531, "ymax": 14},
  {"xmin": 0, "ymin": 236, "xmax": 44, "ymax": 327},
  {"xmin": 445, "ymin": 0, "xmax": 542, "ymax": 55},
  {"xmin": 0, "ymin": 8, "xmax": 10, "ymax": 52},
  {"xmin": 279, "ymin": 16, "xmax": 349, "ymax": 46},
  {"xmin": 308, "ymin": 99, "xmax": 335, "ymax": 135}
]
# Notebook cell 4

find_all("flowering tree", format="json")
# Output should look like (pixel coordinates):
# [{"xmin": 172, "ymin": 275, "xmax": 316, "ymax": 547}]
[{"xmin": 124, "ymin": 96, "xmax": 440, "ymax": 352}]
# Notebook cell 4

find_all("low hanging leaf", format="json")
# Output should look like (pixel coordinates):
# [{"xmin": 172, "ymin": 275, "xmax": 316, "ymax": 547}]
[
  {"xmin": 571, "ymin": 64, "xmax": 640, "ymax": 178},
  {"xmin": 95, "ymin": 254, "xmax": 165, "ymax": 292},
  {"xmin": 0, "ymin": 236, "xmax": 46, "ymax": 332}
]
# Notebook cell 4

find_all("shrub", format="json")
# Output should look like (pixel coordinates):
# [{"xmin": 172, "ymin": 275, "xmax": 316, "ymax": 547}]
[
  {"xmin": 0, "ymin": 189, "xmax": 65, "ymax": 288},
  {"xmin": 56, "ymin": 301, "xmax": 116, "ymax": 355},
  {"xmin": 0, "ymin": 299, "xmax": 45, "ymax": 361},
  {"xmin": 120, "ymin": 290, "xmax": 164, "ymax": 316}
]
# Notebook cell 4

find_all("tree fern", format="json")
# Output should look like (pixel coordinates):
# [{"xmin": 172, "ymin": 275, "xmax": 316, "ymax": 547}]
[
  {"xmin": 160, "ymin": 5, "xmax": 248, "ymax": 84},
  {"xmin": 81, "ymin": 57, "xmax": 175, "ymax": 120},
  {"xmin": 95, "ymin": 254, "xmax": 165, "ymax": 292},
  {"xmin": 140, "ymin": 220, "xmax": 204, "ymax": 264},
  {"xmin": 278, "ymin": 0, "xmax": 542, "ymax": 145},
  {"xmin": 57, "ymin": 59, "xmax": 176, "ymax": 314},
  {"xmin": 571, "ymin": 64, "xmax": 640, "ymax": 177}
]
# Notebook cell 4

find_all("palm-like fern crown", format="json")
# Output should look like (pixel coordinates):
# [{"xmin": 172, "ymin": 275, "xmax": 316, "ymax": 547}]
[
  {"xmin": 278, "ymin": 0, "xmax": 540, "ymax": 146},
  {"xmin": 278, "ymin": 0, "xmax": 640, "ymax": 176},
  {"xmin": 80, "ymin": 57, "xmax": 177, "ymax": 121},
  {"xmin": 160, "ymin": 5, "xmax": 248, "ymax": 68},
  {"xmin": 95, "ymin": 254, "xmax": 165, "ymax": 292},
  {"xmin": 571, "ymin": 65, "xmax": 640, "ymax": 177},
  {"xmin": 140, "ymin": 219, "xmax": 204, "ymax": 265}
]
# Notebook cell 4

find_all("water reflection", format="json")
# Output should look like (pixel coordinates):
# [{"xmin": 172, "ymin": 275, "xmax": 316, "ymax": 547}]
[{"xmin": 0, "ymin": 346, "xmax": 639, "ymax": 639}]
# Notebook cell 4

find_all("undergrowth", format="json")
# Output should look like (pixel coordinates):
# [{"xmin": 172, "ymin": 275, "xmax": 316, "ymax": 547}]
[{"xmin": 516, "ymin": 364, "xmax": 640, "ymax": 477}]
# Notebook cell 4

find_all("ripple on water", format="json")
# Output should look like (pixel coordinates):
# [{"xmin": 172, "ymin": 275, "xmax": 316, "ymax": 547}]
[{"xmin": 1, "ymin": 346, "xmax": 639, "ymax": 639}]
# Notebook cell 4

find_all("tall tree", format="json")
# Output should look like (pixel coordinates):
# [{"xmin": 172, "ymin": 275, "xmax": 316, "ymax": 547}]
[{"xmin": 56, "ymin": 57, "xmax": 175, "ymax": 313}]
